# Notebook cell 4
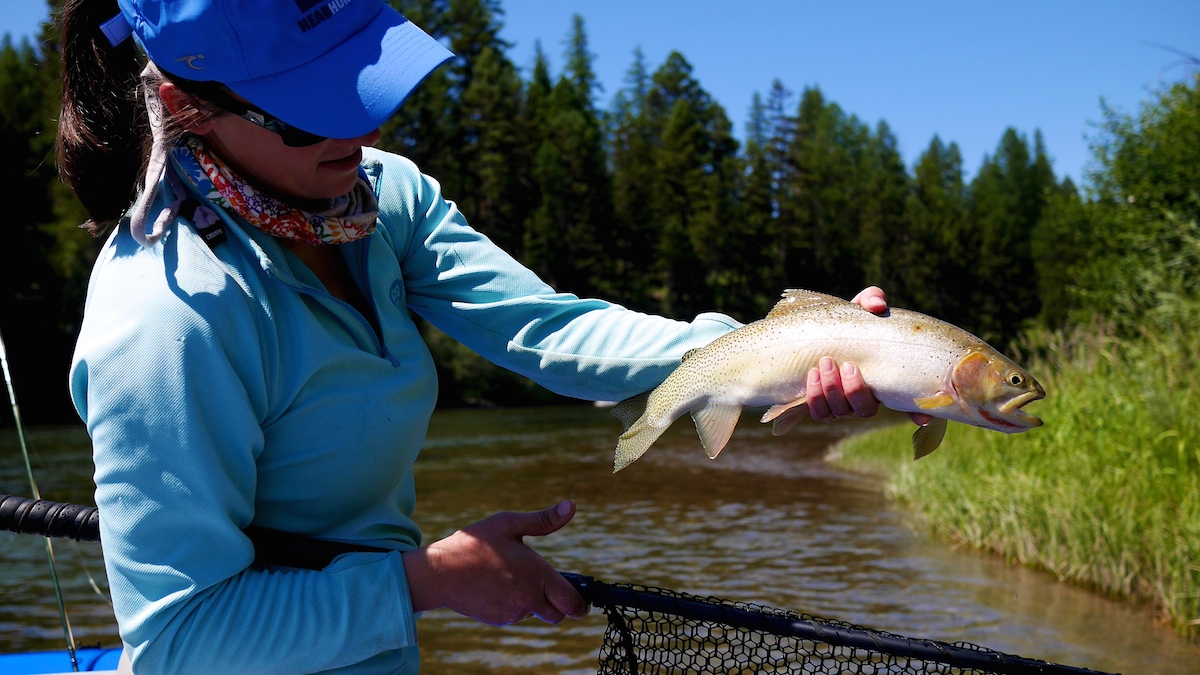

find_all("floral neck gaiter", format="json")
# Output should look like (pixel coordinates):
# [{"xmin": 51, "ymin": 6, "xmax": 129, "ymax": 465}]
[{"xmin": 171, "ymin": 135, "xmax": 379, "ymax": 246}]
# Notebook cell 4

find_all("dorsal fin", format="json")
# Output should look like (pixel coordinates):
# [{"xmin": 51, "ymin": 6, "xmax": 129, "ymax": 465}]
[
  {"xmin": 681, "ymin": 347, "xmax": 700, "ymax": 362},
  {"xmin": 766, "ymin": 289, "xmax": 857, "ymax": 319}
]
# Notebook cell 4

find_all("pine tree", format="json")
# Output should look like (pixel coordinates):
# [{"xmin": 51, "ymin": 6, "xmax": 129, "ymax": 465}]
[
  {"xmin": 656, "ymin": 95, "xmax": 711, "ymax": 316},
  {"xmin": 738, "ymin": 95, "xmax": 784, "ymax": 318},
  {"xmin": 458, "ymin": 44, "xmax": 528, "ymax": 254},
  {"xmin": 759, "ymin": 81, "xmax": 796, "ymax": 296},
  {"xmin": 381, "ymin": 0, "xmax": 516, "ymax": 211},
  {"xmin": 521, "ymin": 15, "xmax": 610, "ymax": 297},
  {"xmin": 966, "ymin": 128, "xmax": 1055, "ymax": 343},
  {"xmin": 513, "ymin": 43, "xmax": 553, "ymax": 261},
  {"xmin": 380, "ymin": 0, "xmax": 456, "ymax": 175},
  {"xmin": 1031, "ymin": 177, "xmax": 1086, "ymax": 328},
  {"xmin": 642, "ymin": 52, "xmax": 741, "ymax": 318},
  {"xmin": 902, "ymin": 136, "xmax": 970, "ymax": 321},
  {"xmin": 698, "ymin": 108, "xmax": 762, "ymax": 321},
  {"xmin": 857, "ymin": 120, "xmax": 909, "ymax": 295},
  {"xmin": 784, "ymin": 87, "xmax": 869, "ymax": 297},
  {"xmin": 606, "ymin": 48, "xmax": 661, "ymax": 310}
]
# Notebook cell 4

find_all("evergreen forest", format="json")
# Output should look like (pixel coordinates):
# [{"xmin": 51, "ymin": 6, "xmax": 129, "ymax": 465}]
[{"xmin": 1, "ymin": 0, "xmax": 1198, "ymax": 423}]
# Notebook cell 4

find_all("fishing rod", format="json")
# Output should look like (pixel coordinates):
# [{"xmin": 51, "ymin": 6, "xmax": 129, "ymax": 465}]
[{"xmin": 0, "ymin": 326, "xmax": 79, "ymax": 672}]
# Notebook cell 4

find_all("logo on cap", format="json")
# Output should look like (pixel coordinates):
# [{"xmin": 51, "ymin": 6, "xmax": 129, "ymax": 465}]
[
  {"xmin": 296, "ymin": 0, "xmax": 355, "ymax": 33},
  {"xmin": 175, "ymin": 54, "xmax": 206, "ymax": 70}
]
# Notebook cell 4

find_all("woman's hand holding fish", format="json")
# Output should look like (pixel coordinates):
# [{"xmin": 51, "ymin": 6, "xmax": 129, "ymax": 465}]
[
  {"xmin": 807, "ymin": 287, "xmax": 933, "ymax": 426},
  {"xmin": 402, "ymin": 500, "xmax": 589, "ymax": 626},
  {"xmin": 849, "ymin": 285, "xmax": 890, "ymax": 314}
]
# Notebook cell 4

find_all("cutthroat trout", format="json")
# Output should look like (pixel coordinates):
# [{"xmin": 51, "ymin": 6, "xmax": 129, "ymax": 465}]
[{"xmin": 612, "ymin": 289, "xmax": 1045, "ymax": 472}]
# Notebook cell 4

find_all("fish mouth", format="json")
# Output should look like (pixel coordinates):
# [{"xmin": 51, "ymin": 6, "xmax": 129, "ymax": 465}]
[
  {"xmin": 999, "ymin": 388, "xmax": 1044, "ymax": 415},
  {"xmin": 993, "ymin": 386, "xmax": 1046, "ymax": 428}
]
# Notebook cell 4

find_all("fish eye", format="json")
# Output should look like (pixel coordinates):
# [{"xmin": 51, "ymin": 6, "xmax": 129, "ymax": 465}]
[{"xmin": 1008, "ymin": 373, "xmax": 1024, "ymax": 386}]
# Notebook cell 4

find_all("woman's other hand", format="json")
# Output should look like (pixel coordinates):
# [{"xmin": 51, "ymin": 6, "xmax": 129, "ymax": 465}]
[
  {"xmin": 805, "ymin": 287, "xmax": 933, "ymax": 426},
  {"xmin": 402, "ymin": 500, "xmax": 588, "ymax": 625}
]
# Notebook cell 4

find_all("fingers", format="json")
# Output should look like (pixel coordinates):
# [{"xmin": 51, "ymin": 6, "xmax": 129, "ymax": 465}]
[
  {"xmin": 502, "ymin": 500, "xmax": 575, "ymax": 538},
  {"xmin": 533, "ymin": 605, "xmax": 566, "ymax": 625},
  {"xmin": 509, "ymin": 570, "xmax": 587, "ymax": 625},
  {"xmin": 808, "ymin": 358, "xmax": 880, "ymax": 421},
  {"xmin": 544, "ymin": 574, "xmax": 590, "ymax": 621},
  {"xmin": 810, "ymin": 287, "xmax": 888, "ymax": 423},
  {"xmin": 807, "ymin": 357, "xmax": 848, "ymax": 420},
  {"xmin": 433, "ymin": 501, "xmax": 585, "ymax": 626},
  {"xmin": 909, "ymin": 412, "xmax": 933, "ymax": 426},
  {"xmin": 850, "ymin": 286, "xmax": 888, "ymax": 315},
  {"xmin": 839, "ymin": 362, "xmax": 880, "ymax": 418}
]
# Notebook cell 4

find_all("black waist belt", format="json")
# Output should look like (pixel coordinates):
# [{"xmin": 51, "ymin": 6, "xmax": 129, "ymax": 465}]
[{"xmin": 242, "ymin": 525, "xmax": 395, "ymax": 571}]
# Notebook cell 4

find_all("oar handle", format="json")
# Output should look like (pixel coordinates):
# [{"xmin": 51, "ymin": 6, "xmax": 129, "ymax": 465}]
[{"xmin": 0, "ymin": 494, "xmax": 100, "ymax": 542}]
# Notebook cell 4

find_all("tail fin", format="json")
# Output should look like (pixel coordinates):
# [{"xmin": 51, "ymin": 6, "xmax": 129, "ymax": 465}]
[
  {"xmin": 611, "ymin": 391, "xmax": 651, "ymax": 432},
  {"xmin": 614, "ymin": 423, "xmax": 670, "ymax": 472},
  {"xmin": 612, "ymin": 391, "xmax": 662, "ymax": 472}
]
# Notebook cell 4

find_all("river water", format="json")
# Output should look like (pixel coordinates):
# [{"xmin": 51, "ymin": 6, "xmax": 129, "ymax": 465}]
[{"xmin": 2, "ymin": 407, "xmax": 1197, "ymax": 674}]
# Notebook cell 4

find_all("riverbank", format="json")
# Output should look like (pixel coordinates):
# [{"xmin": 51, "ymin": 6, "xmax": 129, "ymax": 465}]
[{"xmin": 828, "ymin": 329, "xmax": 1200, "ymax": 641}]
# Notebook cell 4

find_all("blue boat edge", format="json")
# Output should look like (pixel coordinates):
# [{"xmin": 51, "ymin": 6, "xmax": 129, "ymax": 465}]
[{"xmin": 0, "ymin": 646, "xmax": 123, "ymax": 674}]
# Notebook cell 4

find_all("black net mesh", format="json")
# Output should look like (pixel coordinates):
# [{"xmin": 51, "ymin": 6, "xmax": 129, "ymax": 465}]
[{"xmin": 564, "ymin": 575, "xmax": 1119, "ymax": 675}]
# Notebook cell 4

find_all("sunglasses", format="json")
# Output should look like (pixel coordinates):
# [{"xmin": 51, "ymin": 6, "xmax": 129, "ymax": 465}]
[{"xmin": 184, "ymin": 81, "xmax": 328, "ymax": 147}]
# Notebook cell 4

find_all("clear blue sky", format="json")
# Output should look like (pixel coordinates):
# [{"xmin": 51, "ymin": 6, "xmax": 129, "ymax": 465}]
[{"xmin": 4, "ymin": 0, "xmax": 1198, "ymax": 186}]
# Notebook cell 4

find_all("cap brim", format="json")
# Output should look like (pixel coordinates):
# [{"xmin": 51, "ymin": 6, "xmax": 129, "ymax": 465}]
[{"xmin": 226, "ymin": 6, "xmax": 453, "ymax": 139}]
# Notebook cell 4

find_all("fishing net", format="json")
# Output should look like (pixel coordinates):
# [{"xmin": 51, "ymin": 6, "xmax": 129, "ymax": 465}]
[{"xmin": 564, "ymin": 575, "xmax": 1118, "ymax": 675}]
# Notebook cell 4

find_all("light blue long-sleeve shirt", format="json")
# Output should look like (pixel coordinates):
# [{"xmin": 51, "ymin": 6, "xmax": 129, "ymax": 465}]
[{"xmin": 69, "ymin": 147, "xmax": 739, "ymax": 674}]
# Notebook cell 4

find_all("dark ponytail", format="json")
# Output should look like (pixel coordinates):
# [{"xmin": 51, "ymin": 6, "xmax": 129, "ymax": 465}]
[{"xmin": 56, "ymin": 0, "xmax": 149, "ymax": 236}]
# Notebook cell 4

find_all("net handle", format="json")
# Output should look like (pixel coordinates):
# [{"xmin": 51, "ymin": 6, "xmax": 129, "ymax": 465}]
[{"xmin": 0, "ymin": 494, "xmax": 100, "ymax": 542}]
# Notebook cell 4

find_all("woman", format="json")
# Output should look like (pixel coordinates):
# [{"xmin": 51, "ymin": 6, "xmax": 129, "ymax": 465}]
[{"xmin": 59, "ymin": 0, "xmax": 911, "ymax": 672}]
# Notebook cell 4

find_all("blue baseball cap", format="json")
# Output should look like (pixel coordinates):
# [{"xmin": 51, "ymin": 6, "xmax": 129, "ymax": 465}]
[{"xmin": 109, "ymin": 0, "xmax": 454, "ymax": 139}]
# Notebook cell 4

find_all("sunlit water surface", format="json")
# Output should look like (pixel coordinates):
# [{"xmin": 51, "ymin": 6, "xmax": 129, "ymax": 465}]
[{"xmin": 2, "ymin": 407, "xmax": 1197, "ymax": 674}]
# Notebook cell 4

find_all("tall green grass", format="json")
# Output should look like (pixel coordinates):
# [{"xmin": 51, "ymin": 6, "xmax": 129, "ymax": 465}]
[{"xmin": 831, "ymin": 323, "xmax": 1200, "ymax": 640}]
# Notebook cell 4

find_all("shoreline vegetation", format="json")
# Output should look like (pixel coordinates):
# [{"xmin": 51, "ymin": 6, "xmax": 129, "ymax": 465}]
[
  {"xmin": 829, "ymin": 322, "xmax": 1200, "ymax": 641},
  {"xmin": 828, "ymin": 73, "xmax": 1200, "ymax": 643}
]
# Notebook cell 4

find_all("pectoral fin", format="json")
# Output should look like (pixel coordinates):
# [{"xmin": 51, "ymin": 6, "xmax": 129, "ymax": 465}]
[
  {"xmin": 761, "ymin": 397, "xmax": 808, "ymax": 423},
  {"xmin": 691, "ymin": 403, "xmax": 742, "ymax": 459},
  {"xmin": 771, "ymin": 405, "xmax": 810, "ymax": 436},
  {"xmin": 914, "ymin": 392, "xmax": 954, "ymax": 410},
  {"xmin": 912, "ymin": 417, "xmax": 948, "ymax": 460},
  {"xmin": 761, "ymin": 397, "xmax": 809, "ymax": 436}
]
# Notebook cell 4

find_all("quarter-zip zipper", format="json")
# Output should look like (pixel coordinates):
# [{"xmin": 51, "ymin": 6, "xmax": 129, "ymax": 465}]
[
  {"xmin": 263, "ymin": 250, "xmax": 399, "ymax": 366},
  {"xmin": 344, "ymin": 240, "xmax": 401, "ymax": 366}
]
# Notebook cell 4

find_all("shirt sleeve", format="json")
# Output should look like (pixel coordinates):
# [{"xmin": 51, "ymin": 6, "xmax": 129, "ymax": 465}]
[
  {"xmin": 71, "ymin": 224, "xmax": 419, "ymax": 675},
  {"xmin": 371, "ymin": 152, "xmax": 742, "ymax": 403}
]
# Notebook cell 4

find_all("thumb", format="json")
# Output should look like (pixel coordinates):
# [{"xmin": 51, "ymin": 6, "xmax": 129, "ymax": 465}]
[{"xmin": 509, "ymin": 500, "xmax": 575, "ymax": 538}]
